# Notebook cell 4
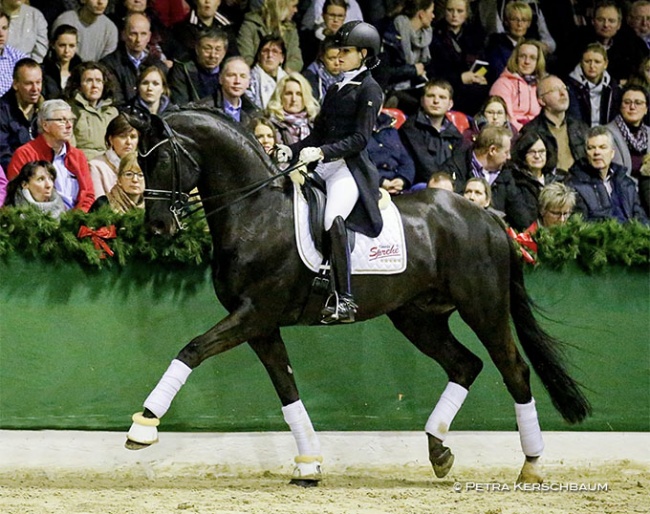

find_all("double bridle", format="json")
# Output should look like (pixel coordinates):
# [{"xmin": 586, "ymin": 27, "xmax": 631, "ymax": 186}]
[{"xmin": 140, "ymin": 118, "xmax": 305, "ymax": 231}]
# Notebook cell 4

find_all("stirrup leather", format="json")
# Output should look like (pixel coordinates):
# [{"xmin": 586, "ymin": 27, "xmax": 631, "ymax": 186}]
[{"xmin": 321, "ymin": 291, "xmax": 358, "ymax": 324}]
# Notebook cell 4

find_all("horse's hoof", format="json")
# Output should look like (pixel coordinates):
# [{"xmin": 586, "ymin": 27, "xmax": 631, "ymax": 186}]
[
  {"xmin": 517, "ymin": 458, "xmax": 544, "ymax": 484},
  {"xmin": 289, "ymin": 478, "xmax": 320, "ymax": 488},
  {"xmin": 125, "ymin": 412, "xmax": 159, "ymax": 450},
  {"xmin": 124, "ymin": 438, "xmax": 153, "ymax": 451},
  {"xmin": 431, "ymin": 447, "xmax": 455, "ymax": 478}
]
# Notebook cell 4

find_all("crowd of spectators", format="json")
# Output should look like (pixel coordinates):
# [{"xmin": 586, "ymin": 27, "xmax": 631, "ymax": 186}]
[{"xmin": 0, "ymin": 0, "xmax": 648, "ymax": 230}]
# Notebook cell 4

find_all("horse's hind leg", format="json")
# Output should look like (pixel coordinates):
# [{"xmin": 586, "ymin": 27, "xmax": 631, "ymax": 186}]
[
  {"xmin": 248, "ymin": 329, "xmax": 323, "ymax": 487},
  {"xmin": 389, "ymin": 307, "xmax": 484, "ymax": 479}
]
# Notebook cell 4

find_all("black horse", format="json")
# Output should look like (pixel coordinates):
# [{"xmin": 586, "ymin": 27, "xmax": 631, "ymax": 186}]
[{"xmin": 124, "ymin": 108, "xmax": 590, "ymax": 485}]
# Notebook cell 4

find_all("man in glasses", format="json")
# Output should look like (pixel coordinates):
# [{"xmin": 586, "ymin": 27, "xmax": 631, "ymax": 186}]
[
  {"xmin": 7, "ymin": 99, "xmax": 95, "ymax": 212},
  {"xmin": 519, "ymin": 74, "xmax": 589, "ymax": 173}
]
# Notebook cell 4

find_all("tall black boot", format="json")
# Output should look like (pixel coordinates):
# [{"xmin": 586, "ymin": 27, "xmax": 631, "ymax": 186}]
[{"xmin": 321, "ymin": 216, "xmax": 357, "ymax": 324}]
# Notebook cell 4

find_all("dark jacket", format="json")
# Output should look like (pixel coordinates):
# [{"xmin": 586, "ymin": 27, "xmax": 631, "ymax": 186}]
[
  {"xmin": 484, "ymin": 32, "xmax": 515, "ymax": 85},
  {"xmin": 0, "ymin": 90, "xmax": 40, "ymax": 170},
  {"xmin": 567, "ymin": 159, "xmax": 648, "ymax": 223},
  {"xmin": 566, "ymin": 73, "xmax": 622, "ymax": 127},
  {"xmin": 41, "ymin": 53, "xmax": 83, "ymax": 100},
  {"xmin": 441, "ymin": 147, "xmax": 524, "ymax": 226},
  {"xmin": 169, "ymin": 11, "xmax": 238, "ymax": 62},
  {"xmin": 518, "ymin": 113, "xmax": 589, "ymax": 173},
  {"xmin": 101, "ymin": 45, "xmax": 168, "ymax": 106},
  {"xmin": 399, "ymin": 110, "xmax": 463, "ymax": 184},
  {"xmin": 168, "ymin": 58, "xmax": 221, "ymax": 106},
  {"xmin": 368, "ymin": 112, "xmax": 416, "ymax": 188},
  {"xmin": 291, "ymin": 69, "xmax": 385, "ymax": 238}
]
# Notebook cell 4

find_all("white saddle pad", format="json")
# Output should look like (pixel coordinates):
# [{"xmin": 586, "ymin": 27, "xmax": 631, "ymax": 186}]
[{"xmin": 293, "ymin": 184, "xmax": 407, "ymax": 274}]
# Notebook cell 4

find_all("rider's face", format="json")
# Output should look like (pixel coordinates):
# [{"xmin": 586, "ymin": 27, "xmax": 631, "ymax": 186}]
[{"xmin": 337, "ymin": 46, "xmax": 364, "ymax": 72}]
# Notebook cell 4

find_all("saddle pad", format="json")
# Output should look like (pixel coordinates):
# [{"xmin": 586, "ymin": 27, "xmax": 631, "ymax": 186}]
[{"xmin": 293, "ymin": 184, "xmax": 407, "ymax": 274}]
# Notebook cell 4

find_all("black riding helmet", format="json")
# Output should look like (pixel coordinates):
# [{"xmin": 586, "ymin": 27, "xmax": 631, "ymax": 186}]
[{"xmin": 334, "ymin": 21, "xmax": 381, "ymax": 68}]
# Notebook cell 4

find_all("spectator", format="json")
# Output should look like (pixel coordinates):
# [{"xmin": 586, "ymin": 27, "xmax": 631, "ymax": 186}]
[
  {"xmin": 266, "ymin": 72, "xmax": 320, "ymax": 144},
  {"xmin": 399, "ymin": 79, "xmax": 462, "ymax": 185},
  {"xmin": 463, "ymin": 94, "xmax": 519, "ymax": 145},
  {"xmin": 506, "ymin": 130, "xmax": 564, "ymax": 229},
  {"xmin": 429, "ymin": 0, "xmax": 488, "ymax": 116},
  {"xmin": 463, "ymin": 175, "xmax": 505, "ymax": 218},
  {"xmin": 628, "ymin": 0, "xmax": 650, "ymax": 50},
  {"xmin": 1, "ymin": 0, "xmax": 48, "ymax": 63},
  {"xmin": 89, "ymin": 113, "xmax": 139, "ymax": 197},
  {"xmin": 378, "ymin": 0, "xmax": 434, "ymax": 115},
  {"xmin": 245, "ymin": 34, "xmax": 288, "ymax": 110},
  {"xmin": 484, "ymin": 1, "xmax": 532, "ymax": 84},
  {"xmin": 8, "ymin": 99, "xmax": 95, "ymax": 212},
  {"xmin": 606, "ymin": 85, "xmax": 650, "ymax": 180},
  {"xmin": 124, "ymin": 64, "xmax": 174, "ymax": 115},
  {"xmin": 0, "ymin": 9, "xmax": 27, "ymax": 97},
  {"xmin": 301, "ymin": 0, "xmax": 363, "ymax": 34},
  {"xmin": 101, "ymin": 12, "xmax": 168, "ymax": 105},
  {"xmin": 300, "ymin": 0, "xmax": 348, "ymax": 66},
  {"xmin": 0, "ymin": 162, "xmax": 5, "ymax": 204},
  {"xmin": 628, "ymin": 55, "xmax": 650, "ymax": 95},
  {"xmin": 237, "ymin": 0, "xmax": 303, "ymax": 73},
  {"xmin": 167, "ymin": 27, "xmax": 228, "ymax": 105},
  {"xmin": 52, "ymin": 0, "xmax": 119, "ymax": 62},
  {"xmin": 42, "ymin": 24, "xmax": 82, "ymax": 99},
  {"xmin": 568, "ymin": 125, "xmax": 648, "ymax": 223},
  {"xmin": 0, "ymin": 58, "xmax": 42, "ymax": 171},
  {"xmin": 519, "ymin": 74, "xmax": 589, "ymax": 173},
  {"xmin": 638, "ymin": 152, "xmax": 650, "ymax": 216},
  {"xmin": 369, "ymin": 109, "xmax": 416, "ymax": 195},
  {"xmin": 526, "ymin": 181, "xmax": 577, "ymax": 232},
  {"xmin": 489, "ymin": 38, "xmax": 545, "ymax": 132},
  {"xmin": 248, "ymin": 115, "xmax": 279, "ymax": 154},
  {"xmin": 91, "ymin": 151, "xmax": 144, "ymax": 213},
  {"xmin": 4, "ymin": 160, "xmax": 67, "ymax": 217},
  {"xmin": 442, "ymin": 124, "xmax": 522, "ymax": 224},
  {"xmin": 566, "ymin": 42, "xmax": 621, "ymax": 128},
  {"xmin": 169, "ymin": 0, "xmax": 237, "ymax": 62},
  {"xmin": 427, "ymin": 170, "xmax": 454, "ymax": 191},
  {"xmin": 302, "ymin": 36, "xmax": 342, "ymax": 104},
  {"xmin": 200, "ymin": 56, "xmax": 259, "ymax": 124},
  {"xmin": 65, "ymin": 61, "xmax": 119, "ymax": 160}
]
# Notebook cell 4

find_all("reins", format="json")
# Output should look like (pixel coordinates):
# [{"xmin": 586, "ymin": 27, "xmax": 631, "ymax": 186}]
[{"xmin": 140, "ymin": 118, "xmax": 306, "ymax": 230}]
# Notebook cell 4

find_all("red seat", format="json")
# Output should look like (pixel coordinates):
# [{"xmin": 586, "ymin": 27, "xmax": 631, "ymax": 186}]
[
  {"xmin": 381, "ymin": 108, "xmax": 407, "ymax": 129},
  {"xmin": 446, "ymin": 110, "xmax": 471, "ymax": 133}
]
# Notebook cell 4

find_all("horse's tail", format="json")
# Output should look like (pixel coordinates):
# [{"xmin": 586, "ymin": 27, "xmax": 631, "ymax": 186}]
[{"xmin": 508, "ymin": 241, "xmax": 592, "ymax": 424}]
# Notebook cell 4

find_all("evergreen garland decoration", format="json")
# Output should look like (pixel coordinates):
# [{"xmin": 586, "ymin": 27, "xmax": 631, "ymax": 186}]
[{"xmin": 0, "ymin": 207, "xmax": 648, "ymax": 272}]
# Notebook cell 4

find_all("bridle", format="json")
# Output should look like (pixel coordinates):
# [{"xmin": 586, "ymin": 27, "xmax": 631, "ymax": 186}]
[{"xmin": 140, "ymin": 118, "xmax": 305, "ymax": 231}]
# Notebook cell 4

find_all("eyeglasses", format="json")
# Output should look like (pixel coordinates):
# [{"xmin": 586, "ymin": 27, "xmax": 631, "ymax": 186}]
[
  {"xmin": 46, "ymin": 117, "xmax": 77, "ymax": 125},
  {"xmin": 261, "ymin": 47, "xmax": 283, "ymax": 55},
  {"xmin": 122, "ymin": 171, "xmax": 145, "ymax": 180},
  {"xmin": 547, "ymin": 210, "xmax": 572, "ymax": 218},
  {"xmin": 507, "ymin": 17, "xmax": 530, "ymax": 24},
  {"xmin": 622, "ymin": 99, "xmax": 647, "ymax": 107},
  {"xmin": 526, "ymin": 149, "xmax": 546, "ymax": 156},
  {"xmin": 539, "ymin": 86, "xmax": 568, "ymax": 97}
]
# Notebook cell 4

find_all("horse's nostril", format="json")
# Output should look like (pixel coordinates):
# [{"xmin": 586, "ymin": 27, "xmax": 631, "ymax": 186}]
[{"xmin": 148, "ymin": 220, "xmax": 167, "ymax": 236}]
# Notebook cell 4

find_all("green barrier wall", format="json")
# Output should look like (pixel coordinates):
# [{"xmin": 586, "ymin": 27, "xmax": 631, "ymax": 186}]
[{"xmin": 1, "ymin": 257, "xmax": 648, "ymax": 433}]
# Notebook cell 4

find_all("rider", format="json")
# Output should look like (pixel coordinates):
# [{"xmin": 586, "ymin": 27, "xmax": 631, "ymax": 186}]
[{"xmin": 291, "ymin": 21, "xmax": 384, "ymax": 324}]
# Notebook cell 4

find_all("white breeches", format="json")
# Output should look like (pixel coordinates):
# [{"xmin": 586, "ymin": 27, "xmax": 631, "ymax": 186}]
[{"xmin": 315, "ymin": 159, "xmax": 359, "ymax": 230}]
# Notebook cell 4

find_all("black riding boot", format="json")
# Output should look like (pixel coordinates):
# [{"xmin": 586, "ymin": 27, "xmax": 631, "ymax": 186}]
[{"xmin": 321, "ymin": 216, "xmax": 357, "ymax": 324}]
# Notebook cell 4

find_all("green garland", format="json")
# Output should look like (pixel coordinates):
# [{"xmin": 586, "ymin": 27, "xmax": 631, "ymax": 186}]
[{"xmin": 0, "ymin": 207, "xmax": 648, "ymax": 272}]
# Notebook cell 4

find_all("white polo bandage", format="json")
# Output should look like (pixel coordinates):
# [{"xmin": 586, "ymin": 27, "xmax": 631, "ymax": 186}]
[
  {"xmin": 282, "ymin": 400, "xmax": 321, "ymax": 456},
  {"xmin": 425, "ymin": 382, "xmax": 469, "ymax": 441},
  {"xmin": 143, "ymin": 359, "xmax": 192, "ymax": 418},
  {"xmin": 515, "ymin": 398, "xmax": 545, "ymax": 457}
]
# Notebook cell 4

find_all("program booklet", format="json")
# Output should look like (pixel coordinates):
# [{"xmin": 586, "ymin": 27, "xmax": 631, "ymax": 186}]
[{"xmin": 470, "ymin": 59, "xmax": 489, "ymax": 76}]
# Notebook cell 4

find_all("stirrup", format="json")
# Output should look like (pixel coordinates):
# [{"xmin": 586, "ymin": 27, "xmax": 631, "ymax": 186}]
[{"xmin": 321, "ymin": 291, "xmax": 357, "ymax": 324}]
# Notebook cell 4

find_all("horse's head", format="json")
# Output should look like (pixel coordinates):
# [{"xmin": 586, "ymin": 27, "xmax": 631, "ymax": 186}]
[{"xmin": 124, "ymin": 111, "xmax": 200, "ymax": 236}]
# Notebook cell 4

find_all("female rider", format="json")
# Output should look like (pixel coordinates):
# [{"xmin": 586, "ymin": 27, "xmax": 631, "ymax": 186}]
[{"xmin": 291, "ymin": 21, "xmax": 384, "ymax": 324}]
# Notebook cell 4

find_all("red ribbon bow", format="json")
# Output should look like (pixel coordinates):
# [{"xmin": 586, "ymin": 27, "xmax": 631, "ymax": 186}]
[
  {"xmin": 77, "ymin": 225, "xmax": 117, "ymax": 259},
  {"xmin": 506, "ymin": 227, "xmax": 538, "ymax": 265}
]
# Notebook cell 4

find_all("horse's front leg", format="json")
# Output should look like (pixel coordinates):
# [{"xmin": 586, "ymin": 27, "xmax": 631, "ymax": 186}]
[
  {"xmin": 248, "ymin": 330, "xmax": 323, "ymax": 487},
  {"xmin": 126, "ymin": 307, "xmax": 273, "ymax": 449}
]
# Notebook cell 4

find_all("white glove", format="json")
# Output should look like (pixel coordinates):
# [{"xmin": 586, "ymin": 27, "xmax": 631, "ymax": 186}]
[
  {"xmin": 274, "ymin": 144, "xmax": 292, "ymax": 163},
  {"xmin": 299, "ymin": 147, "xmax": 323, "ymax": 164}
]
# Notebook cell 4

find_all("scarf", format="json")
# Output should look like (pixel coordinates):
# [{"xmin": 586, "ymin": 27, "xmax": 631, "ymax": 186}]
[
  {"xmin": 282, "ymin": 110, "xmax": 311, "ymax": 142},
  {"xmin": 522, "ymin": 74, "xmax": 537, "ymax": 85},
  {"xmin": 614, "ymin": 114, "xmax": 649, "ymax": 153},
  {"xmin": 106, "ymin": 184, "xmax": 144, "ymax": 214},
  {"xmin": 394, "ymin": 15, "xmax": 432, "ymax": 65},
  {"xmin": 15, "ymin": 188, "xmax": 67, "ymax": 220}
]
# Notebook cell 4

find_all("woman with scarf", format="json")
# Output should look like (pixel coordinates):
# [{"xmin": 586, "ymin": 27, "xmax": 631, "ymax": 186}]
[
  {"xmin": 607, "ymin": 85, "xmax": 650, "ymax": 215},
  {"xmin": 90, "ymin": 152, "xmax": 145, "ymax": 213},
  {"xmin": 566, "ymin": 43, "xmax": 621, "ymax": 127},
  {"xmin": 5, "ymin": 160, "xmax": 66, "ymax": 219},
  {"xmin": 378, "ymin": 0, "xmax": 434, "ymax": 115},
  {"xmin": 246, "ymin": 35, "xmax": 289, "ymax": 110},
  {"xmin": 489, "ymin": 39, "xmax": 545, "ymax": 132},
  {"xmin": 303, "ymin": 36, "xmax": 342, "ymax": 104},
  {"xmin": 266, "ymin": 73, "xmax": 320, "ymax": 145},
  {"xmin": 290, "ymin": 21, "xmax": 384, "ymax": 324},
  {"xmin": 430, "ymin": 0, "xmax": 488, "ymax": 116}
]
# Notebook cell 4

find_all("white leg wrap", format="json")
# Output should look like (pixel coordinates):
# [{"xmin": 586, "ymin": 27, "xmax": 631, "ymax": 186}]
[
  {"xmin": 143, "ymin": 359, "xmax": 192, "ymax": 418},
  {"xmin": 425, "ymin": 382, "xmax": 469, "ymax": 441},
  {"xmin": 282, "ymin": 400, "xmax": 321, "ymax": 456},
  {"xmin": 515, "ymin": 398, "xmax": 545, "ymax": 457}
]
